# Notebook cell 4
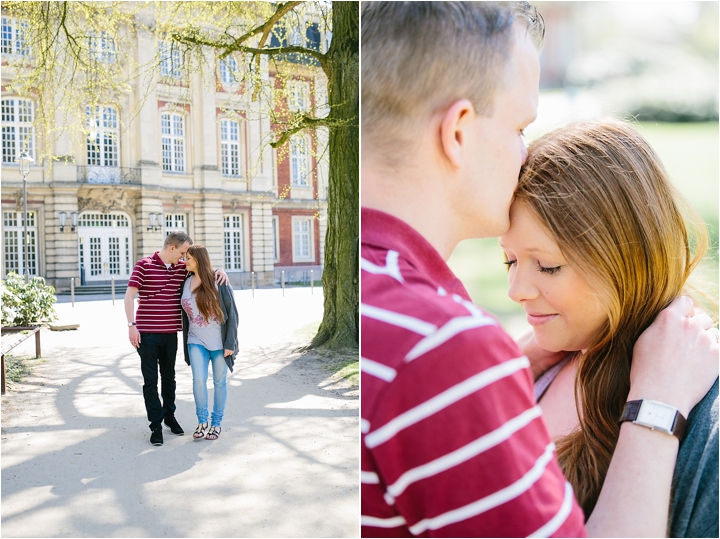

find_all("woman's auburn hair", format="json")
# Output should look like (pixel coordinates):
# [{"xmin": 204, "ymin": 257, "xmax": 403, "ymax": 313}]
[
  {"xmin": 516, "ymin": 118, "xmax": 710, "ymax": 518},
  {"xmin": 186, "ymin": 245, "xmax": 224, "ymax": 324}
]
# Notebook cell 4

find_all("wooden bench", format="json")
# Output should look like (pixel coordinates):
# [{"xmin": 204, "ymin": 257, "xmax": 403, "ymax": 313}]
[{"xmin": 1, "ymin": 327, "xmax": 41, "ymax": 395}]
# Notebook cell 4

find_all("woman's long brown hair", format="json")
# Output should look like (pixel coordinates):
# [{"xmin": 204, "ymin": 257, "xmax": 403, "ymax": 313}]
[
  {"xmin": 186, "ymin": 245, "xmax": 224, "ymax": 323},
  {"xmin": 516, "ymin": 119, "xmax": 710, "ymax": 518}
]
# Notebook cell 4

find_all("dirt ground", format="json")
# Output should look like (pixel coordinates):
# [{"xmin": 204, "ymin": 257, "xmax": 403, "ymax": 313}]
[{"xmin": 1, "ymin": 289, "xmax": 359, "ymax": 538}]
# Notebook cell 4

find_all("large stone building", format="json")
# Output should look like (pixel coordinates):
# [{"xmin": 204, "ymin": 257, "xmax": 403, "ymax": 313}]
[{"xmin": 0, "ymin": 10, "xmax": 328, "ymax": 291}]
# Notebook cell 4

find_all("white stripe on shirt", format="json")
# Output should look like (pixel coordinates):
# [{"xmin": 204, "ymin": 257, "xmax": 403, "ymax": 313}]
[
  {"xmin": 361, "ymin": 515, "xmax": 407, "ymax": 528},
  {"xmin": 361, "ymin": 357, "xmax": 397, "ymax": 382},
  {"xmin": 387, "ymin": 405, "xmax": 544, "ymax": 498},
  {"xmin": 361, "ymin": 250, "xmax": 405, "ymax": 282},
  {"xmin": 405, "ymin": 313, "xmax": 497, "ymax": 361},
  {"xmin": 408, "ymin": 442, "xmax": 557, "ymax": 535},
  {"xmin": 361, "ymin": 303, "xmax": 437, "ymax": 335},
  {"xmin": 361, "ymin": 471, "xmax": 380, "ymax": 484},
  {"xmin": 528, "ymin": 482, "xmax": 575, "ymax": 538},
  {"xmin": 364, "ymin": 356, "xmax": 530, "ymax": 449}
]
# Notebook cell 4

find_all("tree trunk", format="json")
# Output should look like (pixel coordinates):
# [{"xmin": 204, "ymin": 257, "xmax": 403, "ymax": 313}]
[{"xmin": 309, "ymin": 1, "xmax": 359, "ymax": 350}]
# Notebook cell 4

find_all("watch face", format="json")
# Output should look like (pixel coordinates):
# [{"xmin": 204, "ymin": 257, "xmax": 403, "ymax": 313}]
[{"xmin": 636, "ymin": 400, "xmax": 676, "ymax": 432}]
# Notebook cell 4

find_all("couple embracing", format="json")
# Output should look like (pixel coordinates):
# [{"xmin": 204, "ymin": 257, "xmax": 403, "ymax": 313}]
[
  {"xmin": 124, "ymin": 232, "xmax": 239, "ymax": 446},
  {"xmin": 361, "ymin": 2, "xmax": 718, "ymax": 537}
]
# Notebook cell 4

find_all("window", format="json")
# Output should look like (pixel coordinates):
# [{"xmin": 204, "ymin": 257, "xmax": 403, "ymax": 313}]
[
  {"xmin": 224, "ymin": 215, "xmax": 244, "ymax": 270},
  {"xmin": 86, "ymin": 106, "xmax": 119, "ymax": 167},
  {"xmin": 88, "ymin": 32, "xmax": 116, "ymax": 63},
  {"xmin": 1, "ymin": 18, "xmax": 29, "ymax": 56},
  {"xmin": 292, "ymin": 216, "xmax": 314, "ymax": 262},
  {"xmin": 161, "ymin": 112, "xmax": 185, "ymax": 173},
  {"xmin": 287, "ymin": 80, "xmax": 310, "ymax": 112},
  {"xmin": 289, "ymin": 25, "xmax": 304, "ymax": 46},
  {"xmin": 159, "ymin": 40, "xmax": 184, "ymax": 80},
  {"xmin": 3, "ymin": 211, "xmax": 37, "ymax": 277},
  {"xmin": 220, "ymin": 119, "xmax": 240, "ymax": 177},
  {"xmin": 1, "ymin": 98, "xmax": 34, "ymax": 164},
  {"xmin": 271, "ymin": 215, "xmax": 280, "ymax": 262},
  {"xmin": 165, "ymin": 214, "xmax": 186, "ymax": 235},
  {"xmin": 290, "ymin": 135, "xmax": 310, "ymax": 187},
  {"xmin": 219, "ymin": 55, "xmax": 238, "ymax": 86}
]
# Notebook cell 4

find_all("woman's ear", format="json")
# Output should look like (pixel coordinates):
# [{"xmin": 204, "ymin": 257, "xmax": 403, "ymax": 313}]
[{"xmin": 440, "ymin": 99, "xmax": 475, "ymax": 169}]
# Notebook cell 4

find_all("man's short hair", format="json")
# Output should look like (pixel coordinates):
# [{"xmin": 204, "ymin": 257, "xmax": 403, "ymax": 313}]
[
  {"xmin": 361, "ymin": 1, "xmax": 544, "ymax": 162},
  {"xmin": 164, "ymin": 231, "xmax": 193, "ymax": 248}
]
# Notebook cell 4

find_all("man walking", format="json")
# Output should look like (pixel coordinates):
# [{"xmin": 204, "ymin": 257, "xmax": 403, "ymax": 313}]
[
  {"xmin": 360, "ymin": 2, "xmax": 717, "ymax": 536},
  {"xmin": 125, "ymin": 231, "xmax": 227, "ymax": 446}
]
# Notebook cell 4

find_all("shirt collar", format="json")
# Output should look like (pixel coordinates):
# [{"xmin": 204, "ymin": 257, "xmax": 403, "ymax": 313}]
[{"xmin": 361, "ymin": 207, "xmax": 471, "ymax": 300}]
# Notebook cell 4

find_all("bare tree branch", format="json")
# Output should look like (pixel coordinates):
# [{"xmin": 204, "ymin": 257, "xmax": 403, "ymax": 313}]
[{"xmin": 270, "ymin": 115, "xmax": 350, "ymax": 148}]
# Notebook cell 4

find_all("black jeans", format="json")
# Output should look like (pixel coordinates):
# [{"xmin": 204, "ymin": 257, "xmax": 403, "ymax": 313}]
[{"xmin": 137, "ymin": 333, "xmax": 178, "ymax": 429}]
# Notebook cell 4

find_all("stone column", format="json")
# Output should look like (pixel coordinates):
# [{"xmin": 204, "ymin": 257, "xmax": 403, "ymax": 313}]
[
  {"xmin": 46, "ymin": 186, "xmax": 80, "ymax": 290},
  {"xmin": 193, "ymin": 194, "xmax": 224, "ymax": 267}
]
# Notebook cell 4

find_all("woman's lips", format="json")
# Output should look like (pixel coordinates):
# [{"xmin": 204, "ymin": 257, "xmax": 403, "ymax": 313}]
[{"xmin": 526, "ymin": 313, "xmax": 558, "ymax": 326}]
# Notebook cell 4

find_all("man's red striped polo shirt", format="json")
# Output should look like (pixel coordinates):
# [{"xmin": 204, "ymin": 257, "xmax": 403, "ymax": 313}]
[{"xmin": 128, "ymin": 252, "xmax": 187, "ymax": 333}]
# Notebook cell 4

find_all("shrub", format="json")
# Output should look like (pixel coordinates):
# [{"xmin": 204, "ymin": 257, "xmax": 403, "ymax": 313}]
[{"xmin": 1, "ymin": 272, "xmax": 58, "ymax": 327}]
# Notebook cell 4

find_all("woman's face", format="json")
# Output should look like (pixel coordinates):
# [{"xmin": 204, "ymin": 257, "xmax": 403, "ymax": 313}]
[
  {"xmin": 499, "ymin": 201, "xmax": 608, "ymax": 352},
  {"xmin": 185, "ymin": 252, "xmax": 197, "ymax": 273}
]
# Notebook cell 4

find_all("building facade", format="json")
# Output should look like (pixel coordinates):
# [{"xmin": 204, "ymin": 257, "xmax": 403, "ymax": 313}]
[{"xmin": 0, "ymin": 12, "xmax": 328, "ymax": 291}]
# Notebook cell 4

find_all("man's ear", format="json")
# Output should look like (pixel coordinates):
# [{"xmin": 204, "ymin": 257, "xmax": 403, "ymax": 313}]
[{"xmin": 440, "ymin": 99, "xmax": 475, "ymax": 169}]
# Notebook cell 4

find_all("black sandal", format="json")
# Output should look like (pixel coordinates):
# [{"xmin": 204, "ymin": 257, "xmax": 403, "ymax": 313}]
[
  {"xmin": 193, "ymin": 423, "xmax": 208, "ymax": 439},
  {"xmin": 205, "ymin": 426, "xmax": 221, "ymax": 440}
]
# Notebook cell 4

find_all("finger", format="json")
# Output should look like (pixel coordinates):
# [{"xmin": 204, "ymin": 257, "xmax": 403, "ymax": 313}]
[
  {"xmin": 695, "ymin": 313, "xmax": 714, "ymax": 331},
  {"xmin": 708, "ymin": 327, "xmax": 720, "ymax": 344},
  {"xmin": 668, "ymin": 295, "xmax": 694, "ymax": 318}
]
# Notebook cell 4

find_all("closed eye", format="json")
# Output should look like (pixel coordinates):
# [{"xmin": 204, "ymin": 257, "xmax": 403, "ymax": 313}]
[{"xmin": 539, "ymin": 265, "xmax": 561, "ymax": 275}]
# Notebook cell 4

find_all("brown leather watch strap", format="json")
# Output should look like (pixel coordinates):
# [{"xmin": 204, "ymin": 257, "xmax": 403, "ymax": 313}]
[{"xmin": 620, "ymin": 399, "xmax": 687, "ymax": 440}]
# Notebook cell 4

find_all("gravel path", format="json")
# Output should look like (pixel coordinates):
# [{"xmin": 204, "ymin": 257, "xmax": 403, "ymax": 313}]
[{"xmin": 1, "ymin": 288, "xmax": 359, "ymax": 538}]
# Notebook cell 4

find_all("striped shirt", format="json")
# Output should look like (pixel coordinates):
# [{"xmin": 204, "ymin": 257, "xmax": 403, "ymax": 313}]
[
  {"xmin": 361, "ymin": 208, "xmax": 586, "ymax": 537},
  {"xmin": 128, "ymin": 252, "xmax": 187, "ymax": 333}
]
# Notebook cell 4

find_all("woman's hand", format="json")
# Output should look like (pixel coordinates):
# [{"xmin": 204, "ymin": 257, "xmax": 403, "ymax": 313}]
[
  {"xmin": 629, "ymin": 295, "xmax": 718, "ymax": 417},
  {"xmin": 224, "ymin": 349, "xmax": 233, "ymax": 357}
]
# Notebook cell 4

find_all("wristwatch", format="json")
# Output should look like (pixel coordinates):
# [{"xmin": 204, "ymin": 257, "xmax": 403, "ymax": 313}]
[
  {"xmin": 128, "ymin": 322, "xmax": 136, "ymax": 327},
  {"xmin": 620, "ymin": 399, "xmax": 686, "ymax": 440}
]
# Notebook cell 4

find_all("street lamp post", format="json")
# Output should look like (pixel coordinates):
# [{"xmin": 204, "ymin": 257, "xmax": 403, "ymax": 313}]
[{"xmin": 16, "ymin": 151, "xmax": 35, "ymax": 282}]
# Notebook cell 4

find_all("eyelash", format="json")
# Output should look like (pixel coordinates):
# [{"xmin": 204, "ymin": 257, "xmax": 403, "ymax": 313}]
[{"xmin": 503, "ymin": 259, "xmax": 562, "ymax": 275}]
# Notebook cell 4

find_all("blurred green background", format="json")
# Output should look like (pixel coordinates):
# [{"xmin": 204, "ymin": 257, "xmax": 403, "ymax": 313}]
[{"xmin": 448, "ymin": 2, "xmax": 719, "ymax": 338}]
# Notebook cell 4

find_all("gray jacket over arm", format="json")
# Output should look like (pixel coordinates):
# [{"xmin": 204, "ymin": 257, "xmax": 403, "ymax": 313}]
[{"xmin": 181, "ymin": 278, "xmax": 239, "ymax": 372}]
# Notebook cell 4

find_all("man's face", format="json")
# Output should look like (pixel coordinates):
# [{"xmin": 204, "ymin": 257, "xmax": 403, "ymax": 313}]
[
  {"xmin": 169, "ymin": 242, "xmax": 191, "ymax": 264},
  {"xmin": 458, "ymin": 23, "xmax": 541, "ymax": 239}
]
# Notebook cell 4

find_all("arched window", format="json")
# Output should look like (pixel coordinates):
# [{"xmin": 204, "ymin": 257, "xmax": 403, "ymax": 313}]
[
  {"xmin": 224, "ymin": 215, "xmax": 244, "ymax": 270},
  {"xmin": 290, "ymin": 135, "xmax": 310, "ymax": 187},
  {"xmin": 159, "ymin": 40, "xmax": 184, "ymax": 80},
  {"xmin": 86, "ymin": 105, "xmax": 119, "ymax": 167},
  {"xmin": 219, "ymin": 55, "xmax": 239, "ymax": 86},
  {"xmin": 3, "ymin": 211, "xmax": 37, "ymax": 276},
  {"xmin": 220, "ymin": 119, "xmax": 240, "ymax": 177},
  {"xmin": 1, "ymin": 98, "xmax": 35, "ymax": 164},
  {"xmin": 161, "ymin": 112, "xmax": 186, "ymax": 173},
  {"xmin": 1, "ymin": 17, "xmax": 29, "ymax": 56}
]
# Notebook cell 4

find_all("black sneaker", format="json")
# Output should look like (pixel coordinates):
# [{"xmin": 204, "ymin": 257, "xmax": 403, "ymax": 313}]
[
  {"xmin": 164, "ymin": 416, "xmax": 184, "ymax": 436},
  {"xmin": 150, "ymin": 427, "xmax": 163, "ymax": 446}
]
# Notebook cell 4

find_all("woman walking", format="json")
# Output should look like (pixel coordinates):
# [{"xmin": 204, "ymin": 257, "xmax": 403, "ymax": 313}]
[{"xmin": 181, "ymin": 245, "xmax": 239, "ymax": 440}]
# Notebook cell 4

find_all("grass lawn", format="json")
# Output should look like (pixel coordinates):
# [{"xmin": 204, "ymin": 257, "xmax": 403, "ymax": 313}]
[{"xmin": 448, "ymin": 122, "xmax": 719, "ymax": 331}]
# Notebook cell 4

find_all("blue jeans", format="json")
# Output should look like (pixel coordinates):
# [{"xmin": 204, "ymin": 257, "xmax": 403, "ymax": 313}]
[{"xmin": 188, "ymin": 343, "xmax": 227, "ymax": 427}]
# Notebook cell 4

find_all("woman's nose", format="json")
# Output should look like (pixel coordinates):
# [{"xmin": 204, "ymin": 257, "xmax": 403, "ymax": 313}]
[{"xmin": 507, "ymin": 267, "xmax": 539, "ymax": 304}]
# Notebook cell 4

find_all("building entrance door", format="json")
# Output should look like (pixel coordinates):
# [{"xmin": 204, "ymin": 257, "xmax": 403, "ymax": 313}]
[{"xmin": 77, "ymin": 212, "xmax": 133, "ymax": 283}]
